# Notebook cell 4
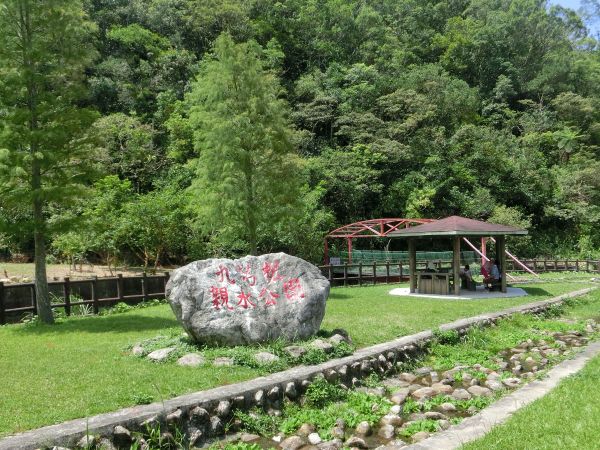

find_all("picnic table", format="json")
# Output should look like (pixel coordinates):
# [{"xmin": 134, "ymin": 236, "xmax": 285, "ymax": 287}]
[{"xmin": 417, "ymin": 271, "xmax": 451, "ymax": 295}]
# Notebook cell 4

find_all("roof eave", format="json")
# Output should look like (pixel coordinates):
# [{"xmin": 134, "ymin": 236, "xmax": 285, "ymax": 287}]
[{"xmin": 389, "ymin": 230, "xmax": 529, "ymax": 238}]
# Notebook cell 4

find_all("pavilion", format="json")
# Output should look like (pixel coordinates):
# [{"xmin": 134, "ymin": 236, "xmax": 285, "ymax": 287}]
[{"xmin": 387, "ymin": 216, "xmax": 528, "ymax": 295}]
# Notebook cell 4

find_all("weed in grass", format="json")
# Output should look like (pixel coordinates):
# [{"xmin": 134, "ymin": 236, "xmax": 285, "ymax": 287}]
[
  {"xmin": 132, "ymin": 392, "xmax": 154, "ymax": 405},
  {"xmin": 416, "ymin": 394, "xmax": 496, "ymax": 413},
  {"xmin": 132, "ymin": 422, "xmax": 186, "ymax": 449},
  {"xmin": 304, "ymin": 377, "xmax": 347, "ymax": 408},
  {"xmin": 234, "ymin": 386, "xmax": 393, "ymax": 442},
  {"xmin": 210, "ymin": 444, "xmax": 265, "ymax": 450},
  {"xmin": 299, "ymin": 347, "xmax": 328, "ymax": 365},
  {"xmin": 279, "ymin": 391, "xmax": 391, "ymax": 439},
  {"xmin": 233, "ymin": 409, "xmax": 281, "ymax": 436},
  {"xmin": 433, "ymin": 329, "xmax": 461, "ymax": 345},
  {"xmin": 100, "ymin": 299, "xmax": 166, "ymax": 316},
  {"xmin": 452, "ymin": 394, "xmax": 496, "ymax": 411},
  {"xmin": 362, "ymin": 373, "xmax": 383, "ymax": 388},
  {"xmin": 402, "ymin": 398, "xmax": 422, "ymax": 414},
  {"xmin": 542, "ymin": 304, "xmax": 565, "ymax": 318},
  {"xmin": 397, "ymin": 419, "xmax": 440, "ymax": 437},
  {"xmin": 330, "ymin": 341, "xmax": 354, "ymax": 358}
]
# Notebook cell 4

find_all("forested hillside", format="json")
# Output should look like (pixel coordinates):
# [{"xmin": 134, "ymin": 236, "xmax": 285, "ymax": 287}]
[{"xmin": 1, "ymin": 0, "xmax": 599, "ymax": 268}]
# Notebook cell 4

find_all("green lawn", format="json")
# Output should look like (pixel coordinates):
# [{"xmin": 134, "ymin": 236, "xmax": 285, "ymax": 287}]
[
  {"xmin": 322, "ymin": 282, "xmax": 592, "ymax": 347},
  {"xmin": 463, "ymin": 354, "xmax": 600, "ymax": 450},
  {"xmin": 0, "ymin": 281, "xmax": 592, "ymax": 436}
]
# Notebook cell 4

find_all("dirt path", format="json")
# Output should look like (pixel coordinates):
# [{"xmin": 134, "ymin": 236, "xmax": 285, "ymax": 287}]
[{"xmin": 0, "ymin": 263, "xmax": 172, "ymax": 283}]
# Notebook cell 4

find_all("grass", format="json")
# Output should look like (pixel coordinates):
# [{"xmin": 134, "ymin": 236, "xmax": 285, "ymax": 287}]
[
  {"xmin": 322, "ymin": 281, "xmax": 593, "ymax": 347},
  {"xmin": 462, "ymin": 354, "xmax": 600, "ymax": 450},
  {"xmin": 0, "ymin": 280, "xmax": 593, "ymax": 436},
  {"xmin": 509, "ymin": 270, "xmax": 599, "ymax": 282}
]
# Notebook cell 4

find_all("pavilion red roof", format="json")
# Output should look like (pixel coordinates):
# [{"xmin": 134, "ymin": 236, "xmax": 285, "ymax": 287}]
[{"xmin": 387, "ymin": 215, "xmax": 527, "ymax": 237}]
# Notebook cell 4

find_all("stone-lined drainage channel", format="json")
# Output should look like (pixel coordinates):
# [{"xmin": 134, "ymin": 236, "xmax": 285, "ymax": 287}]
[
  {"xmin": 405, "ymin": 340, "xmax": 600, "ymax": 449},
  {"xmin": 217, "ymin": 317, "xmax": 599, "ymax": 450},
  {"xmin": 0, "ymin": 287, "xmax": 595, "ymax": 450}
]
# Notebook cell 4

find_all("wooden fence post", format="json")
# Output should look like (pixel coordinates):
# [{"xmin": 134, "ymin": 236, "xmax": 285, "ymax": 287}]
[
  {"xmin": 117, "ymin": 274, "xmax": 124, "ymax": 302},
  {"xmin": 163, "ymin": 271, "xmax": 169, "ymax": 296},
  {"xmin": 343, "ymin": 264, "xmax": 348, "ymax": 287},
  {"xmin": 358, "ymin": 263, "xmax": 363, "ymax": 286},
  {"xmin": 91, "ymin": 276, "xmax": 99, "ymax": 314},
  {"xmin": 399, "ymin": 262, "xmax": 403, "ymax": 281},
  {"xmin": 142, "ymin": 272, "xmax": 148, "ymax": 302},
  {"xmin": 372, "ymin": 262, "xmax": 377, "ymax": 285},
  {"xmin": 63, "ymin": 277, "xmax": 71, "ymax": 317},
  {"xmin": 385, "ymin": 262, "xmax": 390, "ymax": 284},
  {"xmin": 31, "ymin": 285, "xmax": 37, "ymax": 315},
  {"xmin": 0, "ymin": 282, "xmax": 5, "ymax": 325}
]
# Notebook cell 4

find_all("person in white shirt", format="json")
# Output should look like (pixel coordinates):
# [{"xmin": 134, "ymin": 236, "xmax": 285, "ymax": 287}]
[
  {"xmin": 490, "ymin": 260, "xmax": 500, "ymax": 280},
  {"xmin": 460, "ymin": 264, "xmax": 474, "ymax": 289},
  {"xmin": 460, "ymin": 264, "xmax": 473, "ymax": 281}
]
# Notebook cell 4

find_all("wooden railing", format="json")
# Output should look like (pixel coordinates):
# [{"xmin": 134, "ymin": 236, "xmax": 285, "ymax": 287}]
[
  {"xmin": 0, "ymin": 273, "xmax": 169, "ymax": 325},
  {"xmin": 1, "ymin": 258, "xmax": 598, "ymax": 324},
  {"xmin": 319, "ymin": 258, "xmax": 600, "ymax": 287}
]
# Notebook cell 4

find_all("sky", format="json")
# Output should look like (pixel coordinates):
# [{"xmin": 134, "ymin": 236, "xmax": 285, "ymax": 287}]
[
  {"xmin": 549, "ymin": 0, "xmax": 600, "ymax": 35},
  {"xmin": 550, "ymin": 0, "xmax": 583, "ymax": 8}
]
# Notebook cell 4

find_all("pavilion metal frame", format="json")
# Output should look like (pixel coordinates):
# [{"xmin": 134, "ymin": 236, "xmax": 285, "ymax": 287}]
[{"xmin": 324, "ymin": 218, "xmax": 434, "ymax": 264}]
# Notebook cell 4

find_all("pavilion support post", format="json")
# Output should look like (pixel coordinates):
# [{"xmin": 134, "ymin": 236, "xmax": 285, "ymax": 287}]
[
  {"xmin": 324, "ymin": 239, "xmax": 329, "ymax": 265},
  {"xmin": 481, "ymin": 237, "xmax": 487, "ymax": 266},
  {"xmin": 408, "ymin": 239, "xmax": 417, "ymax": 293},
  {"xmin": 497, "ymin": 235, "xmax": 507, "ymax": 293},
  {"xmin": 347, "ymin": 238, "xmax": 353, "ymax": 264},
  {"xmin": 453, "ymin": 236, "xmax": 461, "ymax": 295}
]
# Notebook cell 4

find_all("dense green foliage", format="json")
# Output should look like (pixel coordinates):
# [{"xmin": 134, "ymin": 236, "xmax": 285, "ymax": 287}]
[{"xmin": 2, "ymin": 0, "xmax": 600, "ymax": 266}]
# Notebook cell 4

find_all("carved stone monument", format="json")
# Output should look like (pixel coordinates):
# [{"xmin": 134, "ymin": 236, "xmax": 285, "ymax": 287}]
[{"xmin": 166, "ymin": 253, "xmax": 330, "ymax": 345}]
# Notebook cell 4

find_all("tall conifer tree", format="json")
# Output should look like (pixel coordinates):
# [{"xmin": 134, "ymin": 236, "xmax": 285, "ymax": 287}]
[
  {"xmin": 0, "ymin": 0, "xmax": 98, "ymax": 323},
  {"xmin": 186, "ymin": 33, "xmax": 302, "ymax": 255}
]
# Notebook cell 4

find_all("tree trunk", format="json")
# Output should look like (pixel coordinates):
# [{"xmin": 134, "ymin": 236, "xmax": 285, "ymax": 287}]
[
  {"xmin": 33, "ymin": 187, "xmax": 53, "ymax": 324},
  {"xmin": 153, "ymin": 248, "xmax": 162, "ymax": 273}
]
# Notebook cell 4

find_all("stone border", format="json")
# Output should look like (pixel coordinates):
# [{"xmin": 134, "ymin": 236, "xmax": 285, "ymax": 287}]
[
  {"xmin": 404, "ymin": 340, "xmax": 600, "ymax": 449},
  {"xmin": 0, "ymin": 287, "xmax": 595, "ymax": 450}
]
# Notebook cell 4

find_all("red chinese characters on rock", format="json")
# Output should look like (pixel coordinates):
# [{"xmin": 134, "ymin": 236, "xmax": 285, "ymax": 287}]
[
  {"xmin": 283, "ymin": 277, "xmax": 305, "ymax": 301},
  {"xmin": 210, "ymin": 259, "xmax": 305, "ymax": 312},
  {"xmin": 215, "ymin": 265, "xmax": 235, "ymax": 284},
  {"xmin": 210, "ymin": 286, "xmax": 233, "ymax": 311},
  {"xmin": 259, "ymin": 287, "xmax": 279, "ymax": 307},
  {"xmin": 236, "ymin": 263, "xmax": 256, "ymax": 286},
  {"xmin": 262, "ymin": 260, "xmax": 283, "ymax": 283},
  {"xmin": 236, "ymin": 291, "xmax": 256, "ymax": 309}
]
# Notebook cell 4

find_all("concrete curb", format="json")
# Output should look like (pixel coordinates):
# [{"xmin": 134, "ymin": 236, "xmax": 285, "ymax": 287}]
[
  {"xmin": 0, "ymin": 286, "xmax": 596, "ymax": 449},
  {"xmin": 404, "ymin": 340, "xmax": 600, "ymax": 450}
]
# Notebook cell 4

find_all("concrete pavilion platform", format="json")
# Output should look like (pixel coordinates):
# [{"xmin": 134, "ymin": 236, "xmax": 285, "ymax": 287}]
[{"xmin": 389, "ymin": 285, "xmax": 528, "ymax": 300}]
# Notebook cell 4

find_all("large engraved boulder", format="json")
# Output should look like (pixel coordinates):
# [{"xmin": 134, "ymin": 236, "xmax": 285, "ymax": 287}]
[{"xmin": 166, "ymin": 253, "xmax": 330, "ymax": 346}]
